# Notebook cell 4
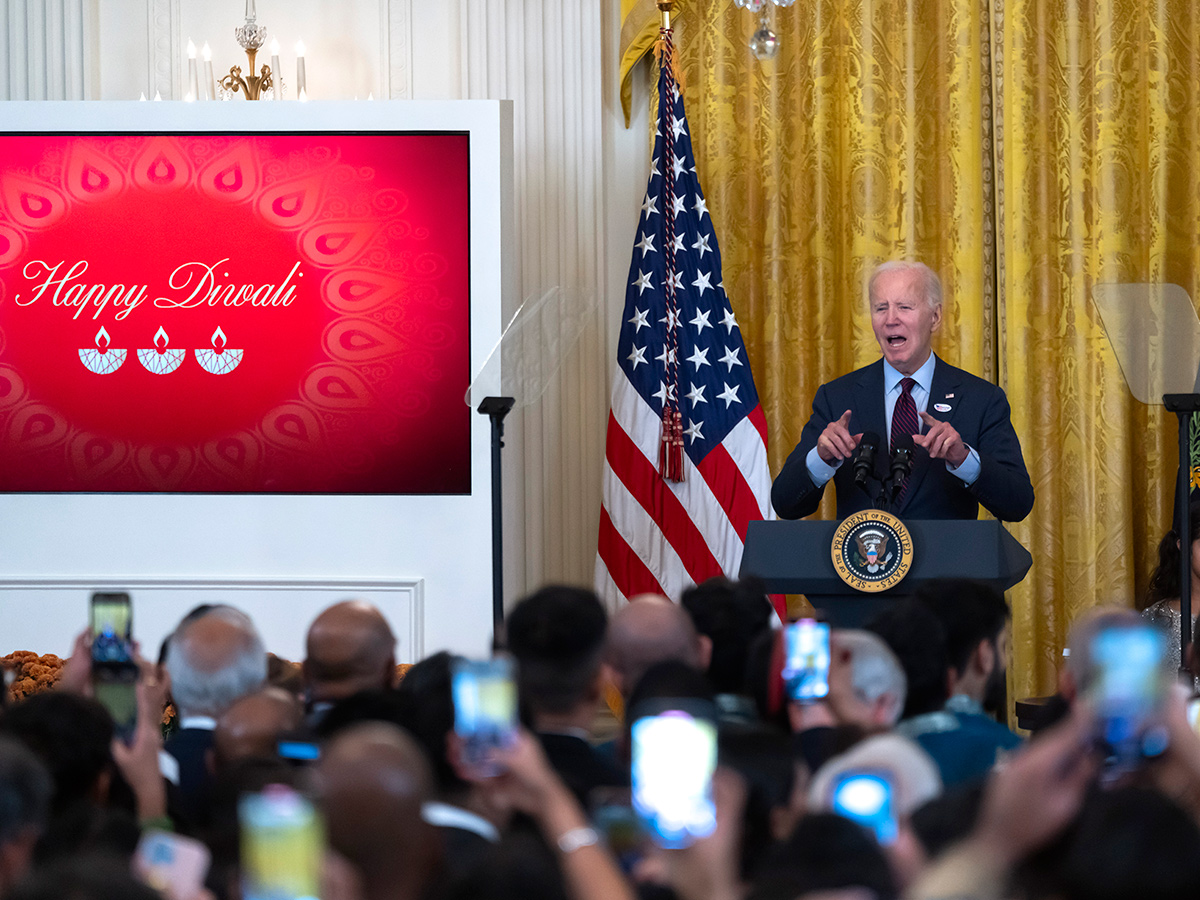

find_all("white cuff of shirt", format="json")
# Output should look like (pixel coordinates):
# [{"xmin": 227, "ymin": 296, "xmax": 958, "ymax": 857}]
[
  {"xmin": 805, "ymin": 445, "xmax": 842, "ymax": 486},
  {"xmin": 947, "ymin": 445, "xmax": 981, "ymax": 485}
]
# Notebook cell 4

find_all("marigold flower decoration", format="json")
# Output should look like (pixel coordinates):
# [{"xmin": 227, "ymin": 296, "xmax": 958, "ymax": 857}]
[{"xmin": 2, "ymin": 652, "xmax": 65, "ymax": 701}]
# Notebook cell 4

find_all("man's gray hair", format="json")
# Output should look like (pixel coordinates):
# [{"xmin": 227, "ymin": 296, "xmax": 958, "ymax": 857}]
[
  {"xmin": 165, "ymin": 606, "xmax": 267, "ymax": 718},
  {"xmin": 839, "ymin": 629, "xmax": 907, "ymax": 726},
  {"xmin": 868, "ymin": 260, "xmax": 943, "ymax": 311},
  {"xmin": 0, "ymin": 737, "xmax": 51, "ymax": 844}
]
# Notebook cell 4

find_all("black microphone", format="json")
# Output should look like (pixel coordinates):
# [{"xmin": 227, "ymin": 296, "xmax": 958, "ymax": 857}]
[
  {"xmin": 889, "ymin": 433, "xmax": 916, "ymax": 499},
  {"xmin": 853, "ymin": 431, "xmax": 881, "ymax": 490}
]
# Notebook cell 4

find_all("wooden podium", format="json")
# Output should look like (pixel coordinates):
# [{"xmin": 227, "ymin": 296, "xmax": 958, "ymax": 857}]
[{"xmin": 739, "ymin": 519, "xmax": 1033, "ymax": 626}]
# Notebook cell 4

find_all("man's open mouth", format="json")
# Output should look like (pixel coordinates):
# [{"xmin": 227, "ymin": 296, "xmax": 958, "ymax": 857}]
[{"xmin": 887, "ymin": 336, "xmax": 906, "ymax": 345}]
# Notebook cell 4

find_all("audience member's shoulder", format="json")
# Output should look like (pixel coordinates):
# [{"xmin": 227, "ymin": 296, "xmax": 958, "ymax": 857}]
[{"xmin": 954, "ymin": 708, "xmax": 1022, "ymax": 749}]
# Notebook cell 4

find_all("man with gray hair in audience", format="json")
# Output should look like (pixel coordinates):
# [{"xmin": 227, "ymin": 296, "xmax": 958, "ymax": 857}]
[
  {"xmin": 826, "ymin": 629, "xmax": 908, "ymax": 730},
  {"xmin": 163, "ymin": 604, "xmax": 267, "ymax": 824}
]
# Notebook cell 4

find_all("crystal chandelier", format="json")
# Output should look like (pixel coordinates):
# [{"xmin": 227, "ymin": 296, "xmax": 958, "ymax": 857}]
[{"xmin": 733, "ymin": 0, "xmax": 795, "ymax": 60}]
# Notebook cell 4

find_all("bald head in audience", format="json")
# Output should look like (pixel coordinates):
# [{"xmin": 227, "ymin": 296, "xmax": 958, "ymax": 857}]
[
  {"xmin": 304, "ymin": 601, "xmax": 397, "ymax": 705},
  {"xmin": 319, "ymin": 722, "xmax": 439, "ymax": 900},
  {"xmin": 212, "ymin": 687, "xmax": 303, "ymax": 768},
  {"xmin": 605, "ymin": 594, "xmax": 711, "ymax": 697}
]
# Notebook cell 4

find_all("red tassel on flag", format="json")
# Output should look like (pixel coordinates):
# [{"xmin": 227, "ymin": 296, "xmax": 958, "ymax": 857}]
[{"xmin": 660, "ymin": 407, "xmax": 684, "ymax": 482}]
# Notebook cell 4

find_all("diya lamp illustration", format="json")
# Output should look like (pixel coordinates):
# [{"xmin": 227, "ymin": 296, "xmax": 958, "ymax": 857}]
[
  {"xmin": 194, "ymin": 326, "xmax": 244, "ymax": 374},
  {"xmin": 79, "ymin": 326, "xmax": 127, "ymax": 374},
  {"xmin": 138, "ymin": 326, "xmax": 186, "ymax": 374}
]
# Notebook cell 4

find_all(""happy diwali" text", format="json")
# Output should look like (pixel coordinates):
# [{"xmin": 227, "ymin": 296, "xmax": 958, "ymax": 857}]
[{"xmin": 11, "ymin": 258, "xmax": 303, "ymax": 321}]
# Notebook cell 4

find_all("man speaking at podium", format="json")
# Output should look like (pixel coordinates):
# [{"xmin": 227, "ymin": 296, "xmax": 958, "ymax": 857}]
[{"xmin": 771, "ymin": 261, "xmax": 1034, "ymax": 523}]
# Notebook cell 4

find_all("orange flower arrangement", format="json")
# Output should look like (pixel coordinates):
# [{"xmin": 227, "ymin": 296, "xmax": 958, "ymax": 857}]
[{"xmin": 2, "ymin": 652, "xmax": 65, "ymax": 701}]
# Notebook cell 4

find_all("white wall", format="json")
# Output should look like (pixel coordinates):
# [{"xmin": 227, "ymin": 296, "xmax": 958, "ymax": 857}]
[{"xmin": 0, "ymin": 0, "xmax": 651, "ymax": 658}]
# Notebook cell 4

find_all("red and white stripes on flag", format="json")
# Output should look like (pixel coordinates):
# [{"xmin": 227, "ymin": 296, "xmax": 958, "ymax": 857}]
[
  {"xmin": 597, "ymin": 377, "xmax": 775, "ymax": 604},
  {"xmin": 595, "ymin": 28, "xmax": 776, "ymax": 608}
]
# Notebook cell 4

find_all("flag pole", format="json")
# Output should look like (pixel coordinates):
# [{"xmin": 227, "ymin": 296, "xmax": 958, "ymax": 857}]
[{"xmin": 652, "ymin": 0, "xmax": 685, "ymax": 481}]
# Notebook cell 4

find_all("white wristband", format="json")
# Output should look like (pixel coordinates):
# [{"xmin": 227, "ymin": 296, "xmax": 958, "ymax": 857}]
[{"xmin": 557, "ymin": 826, "xmax": 599, "ymax": 854}]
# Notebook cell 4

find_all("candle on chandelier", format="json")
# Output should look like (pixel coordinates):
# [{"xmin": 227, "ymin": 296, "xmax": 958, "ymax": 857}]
[
  {"xmin": 270, "ymin": 39, "xmax": 282, "ymax": 100},
  {"xmin": 295, "ymin": 40, "xmax": 307, "ymax": 99},
  {"xmin": 246, "ymin": 0, "xmax": 256, "ymax": 19},
  {"xmin": 186, "ymin": 39, "xmax": 198, "ymax": 102},
  {"xmin": 202, "ymin": 42, "xmax": 215, "ymax": 100}
]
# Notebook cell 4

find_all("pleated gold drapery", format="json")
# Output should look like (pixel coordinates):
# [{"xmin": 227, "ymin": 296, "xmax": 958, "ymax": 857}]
[
  {"xmin": 625, "ymin": 0, "xmax": 1200, "ymax": 703},
  {"xmin": 998, "ymin": 0, "xmax": 1200, "ymax": 701}
]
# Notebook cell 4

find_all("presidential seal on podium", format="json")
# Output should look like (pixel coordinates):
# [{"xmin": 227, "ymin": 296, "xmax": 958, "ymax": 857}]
[{"xmin": 831, "ymin": 510, "xmax": 913, "ymax": 593}]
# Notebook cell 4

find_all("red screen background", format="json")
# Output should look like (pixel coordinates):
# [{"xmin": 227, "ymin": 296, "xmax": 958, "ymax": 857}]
[{"xmin": 0, "ymin": 133, "xmax": 471, "ymax": 493}]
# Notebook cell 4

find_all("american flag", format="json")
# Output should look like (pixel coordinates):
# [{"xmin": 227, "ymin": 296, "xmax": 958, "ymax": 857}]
[{"xmin": 596, "ymin": 30, "xmax": 775, "ymax": 607}]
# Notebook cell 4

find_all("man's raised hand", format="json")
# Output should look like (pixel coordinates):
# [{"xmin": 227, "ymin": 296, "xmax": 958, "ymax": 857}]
[
  {"xmin": 817, "ymin": 409, "xmax": 862, "ymax": 466},
  {"xmin": 915, "ymin": 411, "xmax": 969, "ymax": 467}
]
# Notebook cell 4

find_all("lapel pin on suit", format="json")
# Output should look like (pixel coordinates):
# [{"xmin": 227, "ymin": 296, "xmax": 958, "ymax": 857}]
[{"xmin": 934, "ymin": 402, "xmax": 952, "ymax": 413}]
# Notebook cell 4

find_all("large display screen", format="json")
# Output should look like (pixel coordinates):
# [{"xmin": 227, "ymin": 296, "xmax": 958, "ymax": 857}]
[{"xmin": 0, "ymin": 132, "xmax": 471, "ymax": 493}]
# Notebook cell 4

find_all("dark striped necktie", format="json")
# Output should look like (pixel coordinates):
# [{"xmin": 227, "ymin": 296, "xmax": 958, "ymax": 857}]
[{"xmin": 891, "ymin": 377, "xmax": 919, "ymax": 453}]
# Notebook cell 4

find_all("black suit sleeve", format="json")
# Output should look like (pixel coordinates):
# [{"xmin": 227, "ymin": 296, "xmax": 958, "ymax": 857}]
[
  {"xmin": 771, "ymin": 382, "xmax": 837, "ymax": 520},
  {"xmin": 966, "ymin": 385, "xmax": 1034, "ymax": 522}
]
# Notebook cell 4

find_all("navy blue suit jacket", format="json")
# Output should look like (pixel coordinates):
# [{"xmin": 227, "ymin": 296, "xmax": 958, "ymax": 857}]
[
  {"xmin": 771, "ymin": 357, "xmax": 1034, "ymax": 522},
  {"xmin": 163, "ymin": 726, "xmax": 215, "ymax": 826}
]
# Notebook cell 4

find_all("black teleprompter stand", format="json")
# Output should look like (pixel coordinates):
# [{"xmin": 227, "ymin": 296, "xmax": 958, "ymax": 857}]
[{"xmin": 477, "ymin": 396, "xmax": 515, "ymax": 639}]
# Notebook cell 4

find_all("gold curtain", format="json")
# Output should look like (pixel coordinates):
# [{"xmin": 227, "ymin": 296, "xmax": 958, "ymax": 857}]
[
  {"xmin": 997, "ymin": 0, "xmax": 1199, "ymax": 700},
  {"xmin": 651, "ymin": 0, "xmax": 1200, "ymax": 701}
]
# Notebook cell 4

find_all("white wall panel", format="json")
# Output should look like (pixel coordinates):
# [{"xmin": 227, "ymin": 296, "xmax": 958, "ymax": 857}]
[{"xmin": 1, "ymin": 0, "xmax": 92, "ymax": 99}]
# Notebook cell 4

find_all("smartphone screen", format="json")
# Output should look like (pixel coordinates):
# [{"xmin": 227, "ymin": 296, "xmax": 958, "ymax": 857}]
[
  {"xmin": 240, "ymin": 785, "xmax": 323, "ymax": 900},
  {"xmin": 90, "ymin": 592, "xmax": 134, "ymax": 668},
  {"xmin": 90, "ymin": 592, "xmax": 138, "ymax": 741},
  {"xmin": 134, "ymin": 829, "xmax": 211, "ymax": 900},
  {"xmin": 831, "ymin": 770, "xmax": 897, "ymax": 845},
  {"xmin": 630, "ymin": 700, "xmax": 718, "ymax": 849},
  {"xmin": 451, "ymin": 656, "xmax": 518, "ymax": 777},
  {"xmin": 782, "ymin": 619, "xmax": 830, "ymax": 703},
  {"xmin": 277, "ymin": 739, "xmax": 321, "ymax": 764},
  {"xmin": 1088, "ymin": 623, "xmax": 1169, "ymax": 761},
  {"xmin": 93, "ymin": 671, "xmax": 138, "ymax": 743}
]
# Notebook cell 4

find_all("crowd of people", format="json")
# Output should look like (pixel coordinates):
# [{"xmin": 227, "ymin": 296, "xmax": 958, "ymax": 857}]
[{"xmin": 0, "ymin": 577, "xmax": 1199, "ymax": 900}]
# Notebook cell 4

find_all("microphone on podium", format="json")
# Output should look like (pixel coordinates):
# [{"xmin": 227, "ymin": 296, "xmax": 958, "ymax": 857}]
[
  {"xmin": 853, "ymin": 432, "xmax": 881, "ymax": 491},
  {"xmin": 889, "ymin": 433, "xmax": 916, "ymax": 501}
]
